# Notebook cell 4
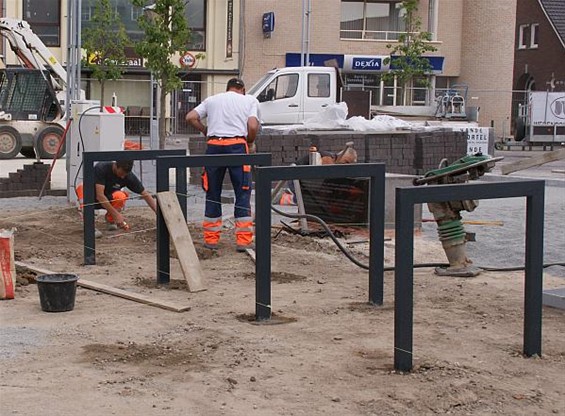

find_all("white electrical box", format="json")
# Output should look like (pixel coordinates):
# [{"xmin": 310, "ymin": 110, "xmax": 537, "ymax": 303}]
[{"xmin": 67, "ymin": 101, "xmax": 125, "ymax": 203}]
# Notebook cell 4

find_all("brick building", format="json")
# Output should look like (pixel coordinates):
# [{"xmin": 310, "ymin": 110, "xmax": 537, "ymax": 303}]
[{"xmin": 512, "ymin": 0, "xmax": 565, "ymax": 137}]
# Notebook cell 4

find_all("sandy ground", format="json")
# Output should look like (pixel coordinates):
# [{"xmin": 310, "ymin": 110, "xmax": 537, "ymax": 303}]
[{"xmin": 0, "ymin": 201, "xmax": 564, "ymax": 416}]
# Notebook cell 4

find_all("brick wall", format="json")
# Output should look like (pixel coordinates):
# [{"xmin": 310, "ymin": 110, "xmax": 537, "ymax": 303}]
[
  {"xmin": 0, "ymin": 162, "xmax": 50, "ymax": 198},
  {"xmin": 187, "ymin": 129, "xmax": 467, "ymax": 185}
]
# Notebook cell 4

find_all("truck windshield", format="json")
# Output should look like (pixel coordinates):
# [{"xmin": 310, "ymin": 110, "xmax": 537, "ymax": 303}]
[{"xmin": 247, "ymin": 73, "xmax": 274, "ymax": 96}]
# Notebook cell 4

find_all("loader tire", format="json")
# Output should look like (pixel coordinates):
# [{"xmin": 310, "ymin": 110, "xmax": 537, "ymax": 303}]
[
  {"xmin": 36, "ymin": 126, "xmax": 66, "ymax": 159},
  {"xmin": 0, "ymin": 126, "xmax": 22, "ymax": 159}
]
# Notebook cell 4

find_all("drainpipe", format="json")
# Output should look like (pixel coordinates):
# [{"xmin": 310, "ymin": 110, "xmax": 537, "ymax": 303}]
[{"xmin": 239, "ymin": 0, "xmax": 245, "ymax": 78}]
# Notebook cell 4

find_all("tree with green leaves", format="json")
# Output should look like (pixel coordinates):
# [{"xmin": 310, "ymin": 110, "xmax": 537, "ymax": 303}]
[
  {"xmin": 82, "ymin": 0, "xmax": 130, "ymax": 109},
  {"xmin": 132, "ymin": 0, "xmax": 191, "ymax": 149},
  {"xmin": 382, "ymin": 0, "xmax": 437, "ymax": 105}
]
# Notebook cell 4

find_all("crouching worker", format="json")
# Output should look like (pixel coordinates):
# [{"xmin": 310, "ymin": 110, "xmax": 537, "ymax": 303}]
[{"xmin": 76, "ymin": 160, "xmax": 156, "ymax": 237}]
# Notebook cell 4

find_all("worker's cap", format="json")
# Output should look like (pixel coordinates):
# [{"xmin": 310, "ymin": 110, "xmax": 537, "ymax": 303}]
[{"xmin": 227, "ymin": 78, "xmax": 245, "ymax": 90}]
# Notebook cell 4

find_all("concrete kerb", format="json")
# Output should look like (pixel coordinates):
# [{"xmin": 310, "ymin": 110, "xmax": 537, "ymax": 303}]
[{"xmin": 481, "ymin": 173, "xmax": 565, "ymax": 188}]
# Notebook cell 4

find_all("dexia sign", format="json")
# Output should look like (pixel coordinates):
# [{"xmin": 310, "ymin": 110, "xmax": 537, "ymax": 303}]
[
  {"xmin": 351, "ymin": 57, "xmax": 383, "ymax": 70},
  {"xmin": 343, "ymin": 55, "xmax": 389, "ymax": 73}
]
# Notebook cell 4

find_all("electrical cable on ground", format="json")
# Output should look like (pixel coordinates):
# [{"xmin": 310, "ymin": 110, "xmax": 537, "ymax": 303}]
[{"xmin": 271, "ymin": 204, "xmax": 565, "ymax": 273}]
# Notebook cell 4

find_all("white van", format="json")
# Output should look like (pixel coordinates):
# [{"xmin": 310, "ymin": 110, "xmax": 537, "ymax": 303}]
[{"xmin": 247, "ymin": 66, "xmax": 341, "ymax": 125}]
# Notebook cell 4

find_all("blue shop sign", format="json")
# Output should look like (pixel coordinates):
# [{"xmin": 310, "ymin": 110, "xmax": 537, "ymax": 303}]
[
  {"xmin": 351, "ymin": 57, "xmax": 382, "ymax": 70},
  {"xmin": 390, "ymin": 55, "xmax": 444, "ymax": 73},
  {"xmin": 286, "ymin": 53, "xmax": 345, "ymax": 68}
]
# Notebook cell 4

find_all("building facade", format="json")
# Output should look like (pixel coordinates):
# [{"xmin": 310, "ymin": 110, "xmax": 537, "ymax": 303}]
[
  {"xmin": 241, "ymin": 0, "xmax": 518, "ymax": 137},
  {"xmin": 1, "ymin": 1, "xmax": 535, "ymax": 138},
  {"xmin": 1, "ymin": 0, "xmax": 240, "ymax": 134}
]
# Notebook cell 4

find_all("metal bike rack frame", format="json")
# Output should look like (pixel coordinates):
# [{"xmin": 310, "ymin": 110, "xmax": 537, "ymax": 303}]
[
  {"xmin": 254, "ymin": 163, "xmax": 386, "ymax": 320},
  {"xmin": 394, "ymin": 180, "xmax": 545, "ymax": 371},
  {"xmin": 155, "ymin": 153, "xmax": 272, "ymax": 284},
  {"xmin": 82, "ymin": 149, "xmax": 186, "ymax": 265}
]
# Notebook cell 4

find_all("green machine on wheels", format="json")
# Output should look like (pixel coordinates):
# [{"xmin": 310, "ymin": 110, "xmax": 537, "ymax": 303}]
[{"xmin": 414, "ymin": 154, "xmax": 504, "ymax": 277}]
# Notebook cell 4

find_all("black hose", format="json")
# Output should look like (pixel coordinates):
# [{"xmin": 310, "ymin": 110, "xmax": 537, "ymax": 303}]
[
  {"xmin": 271, "ymin": 204, "xmax": 370, "ymax": 269},
  {"xmin": 271, "ymin": 204, "xmax": 565, "ymax": 273}
]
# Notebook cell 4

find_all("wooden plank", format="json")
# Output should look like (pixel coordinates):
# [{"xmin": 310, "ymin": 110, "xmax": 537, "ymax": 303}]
[
  {"xmin": 245, "ymin": 248, "xmax": 256, "ymax": 263},
  {"xmin": 15, "ymin": 261, "xmax": 191, "ymax": 313},
  {"xmin": 75, "ymin": 279, "xmax": 191, "ymax": 312},
  {"xmin": 156, "ymin": 191, "xmax": 206, "ymax": 292},
  {"xmin": 500, "ymin": 148, "xmax": 565, "ymax": 175}
]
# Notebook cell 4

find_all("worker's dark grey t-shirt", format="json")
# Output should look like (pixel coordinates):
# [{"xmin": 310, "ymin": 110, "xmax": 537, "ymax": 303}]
[{"xmin": 94, "ymin": 161, "xmax": 144, "ymax": 201}]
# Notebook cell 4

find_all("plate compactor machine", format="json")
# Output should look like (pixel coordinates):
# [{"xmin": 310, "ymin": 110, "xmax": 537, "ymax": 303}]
[{"xmin": 414, "ymin": 154, "xmax": 503, "ymax": 277}]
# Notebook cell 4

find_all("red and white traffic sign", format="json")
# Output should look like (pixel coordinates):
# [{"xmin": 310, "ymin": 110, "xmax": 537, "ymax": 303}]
[{"xmin": 179, "ymin": 52, "xmax": 196, "ymax": 68}]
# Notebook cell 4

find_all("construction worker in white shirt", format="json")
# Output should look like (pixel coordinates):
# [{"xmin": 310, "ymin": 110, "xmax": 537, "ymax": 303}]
[{"xmin": 186, "ymin": 78, "xmax": 260, "ymax": 252}]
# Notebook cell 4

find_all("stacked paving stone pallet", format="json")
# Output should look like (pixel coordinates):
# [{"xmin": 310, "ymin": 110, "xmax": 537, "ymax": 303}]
[
  {"xmin": 187, "ymin": 129, "xmax": 467, "ymax": 186},
  {"xmin": 0, "ymin": 162, "xmax": 50, "ymax": 198}
]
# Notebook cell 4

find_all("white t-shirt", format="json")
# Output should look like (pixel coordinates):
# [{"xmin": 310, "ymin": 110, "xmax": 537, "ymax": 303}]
[{"xmin": 193, "ymin": 91, "xmax": 259, "ymax": 137}]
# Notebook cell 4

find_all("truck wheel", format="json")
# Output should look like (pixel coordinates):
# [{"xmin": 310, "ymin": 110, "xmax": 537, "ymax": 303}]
[
  {"xmin": 0, "ymin": 126, "xmax": 22, "ymax": 159},
  {"xmin": 514, "ymin": 117, "xmax": 526, "ymax": 142},
  {"xmin": 20, "ymin": 146, "xmax": 37, "ymax": 158},
  {"xmin": 36, "ymin": 126, "xmax": 66, "ymax": 159}
]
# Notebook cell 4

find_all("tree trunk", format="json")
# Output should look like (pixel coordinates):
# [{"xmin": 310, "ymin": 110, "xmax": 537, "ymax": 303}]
[{"xmin": 159, "ymin": 81, "xmax": 168, "ymax": 150}]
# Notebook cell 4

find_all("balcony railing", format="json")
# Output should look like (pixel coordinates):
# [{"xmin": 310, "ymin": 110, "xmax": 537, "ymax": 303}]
[
  {"xmin": 340, "ymin": 30, "xmax": 419, "ymax": 41},
  {"xmin": 340, "ymin": 29, "xmax": 402, "ymax": 41}
]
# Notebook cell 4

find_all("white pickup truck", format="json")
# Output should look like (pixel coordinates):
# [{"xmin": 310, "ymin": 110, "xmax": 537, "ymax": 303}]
[{"xmin": 247, "ymin": 66, "xmax": 367, "ymax": 125}]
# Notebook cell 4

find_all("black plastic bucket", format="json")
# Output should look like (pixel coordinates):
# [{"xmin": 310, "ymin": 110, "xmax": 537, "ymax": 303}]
[{"xmin": 36, "ymin": 274, "xmax": 79, "ymax": 312}]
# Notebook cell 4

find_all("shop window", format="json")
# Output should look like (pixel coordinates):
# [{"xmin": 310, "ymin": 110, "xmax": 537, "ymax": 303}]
[
  {"xmin": 80, "ymin": 0, "xmax": 205, "ymax": 48},
  {"xmin": 186, "ymin": 0, "xmax": 206, "ymax": 51},
  {"xmin": 340, "ymin": 0, "xmax": 405, "ymax": 41},
  {"xmin": 23, "ymin": 0, "xmax": 60, "ymax": 46}
]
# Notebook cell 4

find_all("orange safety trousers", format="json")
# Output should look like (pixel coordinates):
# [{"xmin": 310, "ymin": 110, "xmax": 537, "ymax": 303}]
[
  {"xmin": 202, "ymin": 217, "xmax": 222, "ymax": 246},
  {"xmin": 75, "ymin": 184, "xmax": 129, "ymax": 222},
  {"xmin": 202, "ymin": 137, "xmax": 253, "ymax": 247}
]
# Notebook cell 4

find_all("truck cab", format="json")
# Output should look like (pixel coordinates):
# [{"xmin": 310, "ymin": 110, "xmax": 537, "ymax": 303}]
[{"xmin": 247, "ymin": 66, "xmax": 339, "ymax": 125}]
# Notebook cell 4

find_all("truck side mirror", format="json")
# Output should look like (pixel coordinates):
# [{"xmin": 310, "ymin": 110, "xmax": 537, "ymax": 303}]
[{"xmin": 266, "ymin": 88, "xmax": 275, "ymax": 101}]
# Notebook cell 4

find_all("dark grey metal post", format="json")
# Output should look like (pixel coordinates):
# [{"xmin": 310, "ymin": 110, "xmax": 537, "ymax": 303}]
[
  {"xmin": 83, "ymin": 158, "xmax": 96, "ymax": 265},
  {"xmin": 255, "ymin": 170, "xmax": 272, "ymax": 320},
  {"xmin": 394, "ymin": 188, "xmax": 415, "ymax": 372},
  {"xmin": 176, "ymin": 167, "xmax": 187, "ymax": 218},
  {"xmin": 524, "ymin": 186, "xmax": 544, "ymax": 356},
  {"xmin": 156, "ymin": 161, "xmax": 171, "ymax": 284},
  {"xmin": 369, "ymin": 167, "xmax": 386, "ymax": 305}
]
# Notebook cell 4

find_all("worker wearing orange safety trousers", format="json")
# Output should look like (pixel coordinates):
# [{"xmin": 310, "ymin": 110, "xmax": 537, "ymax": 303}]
[
  {"xmin": 185, "ymin": 78, "xmax": 260, "ymax": 252},
  {"xmin": 76, "ymin": 160, "xmax": 156, "ymax": 233}
]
